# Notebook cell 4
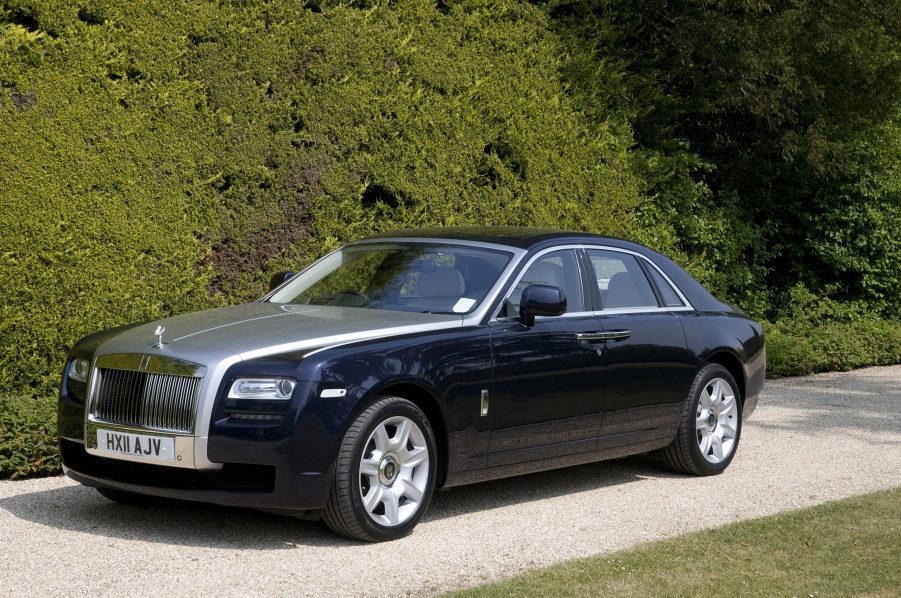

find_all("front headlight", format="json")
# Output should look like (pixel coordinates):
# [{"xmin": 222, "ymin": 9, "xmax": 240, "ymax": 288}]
[
  {"xmin": 228, "ymin": 377, "xmax": 297, "ymax": 401},
  {"xmin": 68, "ymin": 358, "xmax": 90, "ymax": 383}
]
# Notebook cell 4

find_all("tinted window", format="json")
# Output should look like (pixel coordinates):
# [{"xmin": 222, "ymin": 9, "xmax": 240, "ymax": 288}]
[
  {"xmin": 269, "ymin": 243, "xmax": 511, "ymax": 314},
  {"xmin": 587, "ymin": 250, "xmax": 658, "ymax": 309},
  {"xmin": 502, "ymin": 249, "xmax": 584, "ymax": 316},
  {"xmin": 647, "ymin": 266, "xmax": 685, "ymax": 307}
]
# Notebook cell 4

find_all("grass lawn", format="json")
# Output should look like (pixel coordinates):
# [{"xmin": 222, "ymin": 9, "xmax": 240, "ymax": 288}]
[{"xmin": 447, "ymin": 487, "xmax": 901, "ymax": 597}]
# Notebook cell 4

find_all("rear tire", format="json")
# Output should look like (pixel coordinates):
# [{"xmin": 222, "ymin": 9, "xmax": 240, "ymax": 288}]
[
  {"xmin": 661, "ymin": 363, "xmax": 742, "ymax": 476},
  {"xmin": 323, "ymin": 396, "xmax": 436, "ymax": 542}
]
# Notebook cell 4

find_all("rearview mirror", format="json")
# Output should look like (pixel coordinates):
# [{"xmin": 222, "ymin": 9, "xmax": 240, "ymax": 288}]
[
  {"xmin": 519, "ymin": 284, "xmax": 567, "ymax": 326},
  {"xmin": 269, "ymin": 271, "xmax": 296, "ymax": 292}
]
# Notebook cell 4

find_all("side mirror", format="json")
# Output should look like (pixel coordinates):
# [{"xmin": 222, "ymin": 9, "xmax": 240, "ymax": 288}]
[
  {"xmin": 269, "ymin": 271, "xmax": 296, "ymax": 292},
  {"xmin": 519, "ymin": 284, "xmax": 567, "ymax": 327}
]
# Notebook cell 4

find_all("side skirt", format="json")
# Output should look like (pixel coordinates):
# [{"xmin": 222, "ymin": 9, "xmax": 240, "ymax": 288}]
[{"xmin": 442, "ymin": 435, "xmax": 673, "ymax": 488}]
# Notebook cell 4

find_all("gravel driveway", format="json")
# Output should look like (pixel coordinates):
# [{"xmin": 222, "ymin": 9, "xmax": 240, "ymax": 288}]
[{"xmin": 2, "ymin": 365, "xmax": 900, "ymax": 597}]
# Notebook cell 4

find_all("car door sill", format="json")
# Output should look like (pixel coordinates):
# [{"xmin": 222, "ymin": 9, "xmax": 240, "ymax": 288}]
[
  {"xmin": 486, "ymin": 437, "xmax": 597, "ymax": 468},
  {"xmin": 443, "ymin": 436, "xmax": 673, "ymax": 488}
]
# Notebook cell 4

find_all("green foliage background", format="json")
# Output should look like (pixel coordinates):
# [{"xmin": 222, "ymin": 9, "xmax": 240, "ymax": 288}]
[{"xmin": 0, "ymin": 0, "xmax": 898, "ymax": 478}]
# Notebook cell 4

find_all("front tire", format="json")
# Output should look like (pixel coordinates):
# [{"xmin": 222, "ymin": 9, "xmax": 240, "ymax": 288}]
[
  {"xmin": 323, "ymin": 396, "xmax": 436, "ymax": 542},
  {"xmin": 661, "ymin": 364, "xmax": 742, "ymax": 476}
]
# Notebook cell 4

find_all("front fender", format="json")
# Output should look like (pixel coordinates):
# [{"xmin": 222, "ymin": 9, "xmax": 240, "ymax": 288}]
[{"xmin": 309, "ymin": 326, "xmax": 493, "ymax": 475}]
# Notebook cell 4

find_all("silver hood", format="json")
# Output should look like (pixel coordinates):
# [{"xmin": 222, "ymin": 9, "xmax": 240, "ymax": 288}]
[{"xmin": 97, "ymin": 302, "xmax": 464, "ymax": 360}]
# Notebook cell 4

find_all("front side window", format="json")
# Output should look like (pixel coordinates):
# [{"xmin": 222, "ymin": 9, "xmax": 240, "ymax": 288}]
[
  {"xmin": 268, "ymin": 243, "xmax": 512, "ymax": 314},
  {"xmin": 587, "ymin": 249, "xmax": 658, "ymax": 310},
  {"xmin": 501, "ymin": 249, "xmax": 585, "ymax": 317}
]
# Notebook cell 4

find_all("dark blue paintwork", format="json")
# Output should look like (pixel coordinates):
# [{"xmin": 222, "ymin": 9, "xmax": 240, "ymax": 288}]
[{"xmin": 59, "ymin": 228, "xmax": 765, "ymax": 514}]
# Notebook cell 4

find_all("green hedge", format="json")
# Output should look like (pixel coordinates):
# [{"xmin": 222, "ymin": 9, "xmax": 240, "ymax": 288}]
[
  {"xmin": 764, "ymin": 286, "xmax": 901, "ymax": 377},
  {"xmin": 766, "ymin": 320, "xmax": 901, "ymax": 378},
  {"xmin": 0, "ymin": 394, "xmax": 58, "ymax": 479},
  {"xmin": 1, "ymin": 0, "xmax": 898, "ymax": 480},
  {"xmin": 0, "ymin": 0, "xmax": 646, "ymax": 405}
]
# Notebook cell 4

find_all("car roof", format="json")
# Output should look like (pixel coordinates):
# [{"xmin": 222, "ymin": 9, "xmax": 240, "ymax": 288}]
[{"xmin": 362, "ymin": 226, "xmax": 629, "ymax": 251}]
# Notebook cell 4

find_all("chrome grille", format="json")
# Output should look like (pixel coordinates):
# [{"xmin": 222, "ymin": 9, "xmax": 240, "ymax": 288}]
[{"xmin": 89, "ymin": 354, "xmax": 204, "ymax": 434}]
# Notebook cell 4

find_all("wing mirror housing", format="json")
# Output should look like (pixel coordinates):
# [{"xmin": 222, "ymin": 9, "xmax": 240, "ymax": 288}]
[
  {"xmin": 269, "ymin": 271, "xmax": 296, "ymax": 292},
  {"xmin": 519, "ymin": 284, "xmax": 567, "ymax": 327}
]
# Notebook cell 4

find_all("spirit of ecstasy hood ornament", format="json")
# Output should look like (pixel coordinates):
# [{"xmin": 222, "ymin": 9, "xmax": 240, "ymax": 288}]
[{"xmin": 152, "ymin": 325, "xmax": 168, "ymax": 349}]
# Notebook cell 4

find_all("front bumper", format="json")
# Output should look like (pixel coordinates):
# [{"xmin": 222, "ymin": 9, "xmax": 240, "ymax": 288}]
[
  {"xmin": 60, "ymin": 437, "xmax": 330, "ymax": 514},
  {"xmin": 58, "ymin": 356, "xmax": 345, "ymax": 514}
]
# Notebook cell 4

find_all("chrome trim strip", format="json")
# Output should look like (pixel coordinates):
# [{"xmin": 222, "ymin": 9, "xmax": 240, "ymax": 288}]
[
  {"xmin": 238, "ymin": 320, "xmax": 465, "ymax": 361},
  {"xmin": 352, "ymin": 236, "xmax": 524, "ymax": 253},
  {"xmin": 93, "ymin": 353, "xmax": 206, "ymax": 377},
  {"xmin": 192, "ymin": 355, "xmax": 240, "ymax": 469},
  {"xmin": 595, "ymin": 306, "xmax": 695, "ymax": 315},
  {"xmin": 576, "ymin": 330, "xmax": 632, "ymax": 341}
]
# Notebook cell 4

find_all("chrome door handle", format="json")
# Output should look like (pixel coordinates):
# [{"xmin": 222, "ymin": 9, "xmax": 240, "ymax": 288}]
[
  {"xmin": 575, "ymin": 330, "xmax": 632, "ymax": 342},
  {"xmin": 575, "ymin": 332, "xmax": 608, "ymax": 341}
]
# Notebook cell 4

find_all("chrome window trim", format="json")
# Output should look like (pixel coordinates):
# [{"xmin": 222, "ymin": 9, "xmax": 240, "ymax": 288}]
[
  {"xmin": 491, "ymin": 244, "xmax": 695, "ymax": 322},
  {"xmin": 490, "ymin": 245, "xmax": 593, "ymax": 321},
  {"xmin": 351, "ymin": 236, "xmax": 525, "ymax": 254},
  {"xmin": 595, "ymin": 306, "xmax": 695, "ymax": 315},
  {"xmin": 582, "ymin": 244, "xmax": 694, "ymax": 312}
]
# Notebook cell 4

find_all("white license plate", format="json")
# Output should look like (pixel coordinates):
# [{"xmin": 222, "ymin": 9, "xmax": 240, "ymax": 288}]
[{"xmin": 96, "ymin": 429, "xmax": 175, "ymax": 462}]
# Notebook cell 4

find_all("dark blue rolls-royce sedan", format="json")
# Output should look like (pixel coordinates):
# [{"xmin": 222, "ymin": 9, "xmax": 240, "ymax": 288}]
[{"xmin": 59, "ymin": 227, "xmax": 765, "ymax": 541}]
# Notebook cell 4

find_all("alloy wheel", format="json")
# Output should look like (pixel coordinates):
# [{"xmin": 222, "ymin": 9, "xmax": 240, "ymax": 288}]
[
  {"xmin": 695, "ymin": 377, "xmax": 739, "ymax": 464},
  {"xmin": 359, "ymin": 415, "xmax": 430, "ymax": 527}
]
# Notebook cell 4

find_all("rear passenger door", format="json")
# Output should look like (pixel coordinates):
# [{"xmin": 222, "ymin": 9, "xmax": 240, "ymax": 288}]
[{"xmin": 584, "ymin": 248, "xmax": 697, "ymax": 448}]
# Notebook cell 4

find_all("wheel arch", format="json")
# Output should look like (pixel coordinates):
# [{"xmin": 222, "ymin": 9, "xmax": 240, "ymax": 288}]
[
  {"xmin": 704, "ymin": 351, "xmax": 746, "ymax": 406},
  {"xmin": 371, "ymin": 382, "xmax": 449, "ymax": 488}
]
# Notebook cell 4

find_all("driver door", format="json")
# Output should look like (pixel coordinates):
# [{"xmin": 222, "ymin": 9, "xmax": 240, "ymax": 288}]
[{"xmin": 487, "ymin": 248, "xmax": 606, "ymax": 467}]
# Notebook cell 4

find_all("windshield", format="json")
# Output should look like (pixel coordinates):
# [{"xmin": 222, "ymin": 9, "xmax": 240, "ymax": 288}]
[{"xmin": 268, "ymin": 243, "xmax": 513, "ymax": 314}]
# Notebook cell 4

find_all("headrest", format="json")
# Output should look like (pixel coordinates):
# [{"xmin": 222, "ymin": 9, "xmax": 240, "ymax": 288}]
[{"xmin": 418, "ymin": 266, "xmax": 465, "ymax": 297}]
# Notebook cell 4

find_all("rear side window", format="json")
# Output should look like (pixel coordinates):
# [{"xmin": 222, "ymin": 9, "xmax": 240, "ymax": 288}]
[
  {"xmin": 587, "ymin": 250, "xmax": 658, "ymax": 309},
  {"xmin": 647, "ymin": 266, "xmax": 685, "ymax": 307}
]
